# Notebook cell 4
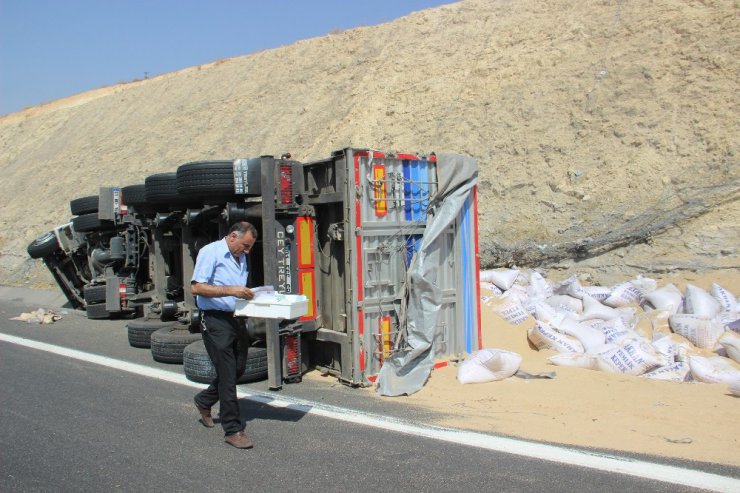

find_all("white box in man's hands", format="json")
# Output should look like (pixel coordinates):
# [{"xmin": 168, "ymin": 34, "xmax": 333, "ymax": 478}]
[{"xmin": 234, "ymin": 294, "xmax": 308, "ymax": 319}]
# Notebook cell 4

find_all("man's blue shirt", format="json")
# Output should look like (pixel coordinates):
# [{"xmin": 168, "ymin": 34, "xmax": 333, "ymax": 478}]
[{"xmin": 191, "ymin": 238, "xmax": 248, "ymax": 312}]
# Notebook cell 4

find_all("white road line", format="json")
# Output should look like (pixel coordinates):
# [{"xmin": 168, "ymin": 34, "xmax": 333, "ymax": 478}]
[{"xmin": 2, "ymin": 332, "xmax": 738, "ymax": 492}]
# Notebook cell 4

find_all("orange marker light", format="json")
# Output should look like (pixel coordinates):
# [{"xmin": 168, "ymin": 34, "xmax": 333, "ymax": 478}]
[{"xmin": 372, "ymin": 164, "xmax": 387, "ymax": 217}]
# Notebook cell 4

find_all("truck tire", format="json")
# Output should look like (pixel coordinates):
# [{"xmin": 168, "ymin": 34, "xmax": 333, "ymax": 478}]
[
  {"xmin": 27, "ymin": 231, "xmax": 60, "ymax": 259},
  {"xmin": 121, "ymin": 184, "xmax": 148, "ymax": 208},
  {"xmin": 183, "ymin": 340, "xmax": 267, "ymax": 384},
  {"xmin": 150, "ymin": 326, "xmax": 202, "ymax": 364},
  {"xmin": 176, "ymin": 161, "xmax": 238, "ymax": 197},
  {"xmin": 85, "ymin": 302, "xmax": 110, "ymax": 320},
  {"xmin": 122, "ymin": 183, "xmax": 157, "ymax": 214},
  {"xmin": 83, "ymin": 284, "xmax": 107, "ymax": 304},
  {"xmin": 145, "ymin": 173, "xmax": 181, "ymax": 203},
  {"xmin": 70, "ymin": 195, "xmax": 99, "ymax": 216},
  {"xmin": 72, "ymin": 213, "xmax": 114, "ymax": 233},
  {"xmin": 128, "ymin": 319, "xmax": 180, "ymax": 349}
]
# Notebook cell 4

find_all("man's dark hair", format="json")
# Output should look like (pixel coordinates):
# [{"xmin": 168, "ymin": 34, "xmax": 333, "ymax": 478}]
[{"xmin": 229, "ymin": 221, "xmax": 259, "ymax": 240}]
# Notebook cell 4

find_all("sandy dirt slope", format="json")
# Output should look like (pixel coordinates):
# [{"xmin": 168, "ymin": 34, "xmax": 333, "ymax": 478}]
[{"xmin": 0, "ymin": 0, "xmax": 737, "ymax": 288}]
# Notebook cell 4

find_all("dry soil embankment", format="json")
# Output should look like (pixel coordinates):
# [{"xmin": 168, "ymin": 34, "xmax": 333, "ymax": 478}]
[{"xmin": 0, "ymin": 0, "xmax": 737, "ymax": 288}]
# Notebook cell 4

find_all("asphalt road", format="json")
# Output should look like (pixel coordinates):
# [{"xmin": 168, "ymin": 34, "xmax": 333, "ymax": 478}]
[{"xmin": 0, "ymin": 289, "xmax": 737, "ymax": 492}]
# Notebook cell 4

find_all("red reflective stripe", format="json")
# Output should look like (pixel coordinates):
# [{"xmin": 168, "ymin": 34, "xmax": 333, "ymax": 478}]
[
  {"xmin": 396, "ymin": 153, "xmax": 418, "ymax": 160},
  {"xmin": 353, "ymin": 154, "xmax": 363, "ymax": 302},
  {"xmin": 355, "ymin": 234, "xmax": 363, "ymax": 303},
  {"xmin": 354, "ymin": 150, "xmax": 369, "ymax": 375},
  {"xmin": 353, "ymin": 150, "xmax": 385, "ymax": 159}
]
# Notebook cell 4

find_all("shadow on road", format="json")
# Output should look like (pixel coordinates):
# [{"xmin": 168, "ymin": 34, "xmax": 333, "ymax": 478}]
[{"xmin": 240, "ymin": 399, "xmax": 308, "ymax": 424}]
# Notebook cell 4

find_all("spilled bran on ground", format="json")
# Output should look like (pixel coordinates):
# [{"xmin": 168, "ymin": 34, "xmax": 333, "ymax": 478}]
[{"xmin": 306, "ymin": 271, "xmax": 739, "ymax": 468}]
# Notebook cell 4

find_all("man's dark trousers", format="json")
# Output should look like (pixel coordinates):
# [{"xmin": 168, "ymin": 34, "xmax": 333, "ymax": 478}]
[{"xmin": 194, "ymin": 310, "xmax": 250, "ymax": 436}]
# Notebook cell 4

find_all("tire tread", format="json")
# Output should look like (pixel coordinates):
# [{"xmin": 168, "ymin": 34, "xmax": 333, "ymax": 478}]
[
  {"xmin": 183, "ymin": 340, "xmax": 267, "ymax": 383},
  {"xmin": 150, "ymin": 326, "xmax": 202, "ymax": 363}
]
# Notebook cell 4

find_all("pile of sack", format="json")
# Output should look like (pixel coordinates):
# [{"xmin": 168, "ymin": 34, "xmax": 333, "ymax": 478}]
[{"xmin": 471, "ymin": 269, "xmax": 740, "ymax": 390}]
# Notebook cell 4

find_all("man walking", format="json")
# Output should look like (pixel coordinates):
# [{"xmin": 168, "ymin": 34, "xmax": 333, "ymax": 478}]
[{"xmin": 191, "ymin": 221, "xmax": 258, "ymax": 449}]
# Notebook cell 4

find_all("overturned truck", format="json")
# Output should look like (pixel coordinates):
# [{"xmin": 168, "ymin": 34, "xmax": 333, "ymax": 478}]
[{"xmin": 28, "ymin": 148, "xmax": 481, "ymax": 394}]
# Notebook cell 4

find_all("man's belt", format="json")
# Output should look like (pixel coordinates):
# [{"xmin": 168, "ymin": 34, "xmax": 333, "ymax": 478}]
[{"xmin": 201, "ymin": 309, "xmax": 235, "ymax": 317}]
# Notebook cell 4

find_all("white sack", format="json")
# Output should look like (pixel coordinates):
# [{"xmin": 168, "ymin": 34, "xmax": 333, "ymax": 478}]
[
  {"xmin": 547, "ymin": 353, "xmax": 598, "ymax": 370},
  {"xmin": 480, "ymin": 281, "xmax": 503, "ymax": 297},
  {"xmin": 710, "ymin": 283, "xmax": 739, "ymax": 327},
  {"xmin": 719, "ymin": 312, "xmax": 740, "ymax": 328},
  {"xmin": 545, "ymin": 295, "xmax": 583, "ymax": 314},
  {"xmin": 598, "ymin": 318, "xmax": 641, "ymax": 345},
  {"xmin": 527, "ymin": 321, "xmax": 585, "ymax": 354},
  {"xmin": 652, "ymin": 333, "xmax": 693, "ymax": 363},
  {"xmin": 683, "ymin": 284, "xmax": 721, "ymax": 318},
  {"xmin": 730, "ymin": 381, "xmax": 740, "ymax": 397},
  {"xmin": 521, "ymin": 298, "xmax": 539, "ymax": 318},
  {"xmin": 593, "ymin": 340, "xmax": 662, "ymax": 375},
  {"xmin": 581, "ymin": 285, "xmax": 612, "ymax": 302},
  {"xmin": 553, "ymin": 275, "xmax": 587, "ymax": 299},
  {"xmin": 711, "ymin": 283, "xmax": 737, "ymax": 313},
  {"xmin": 669, "ymin": 314, "xmax": 725, "ymax": 349},
  {"xmin": 553, "ymin": 316, "xmax": 605, "ymax": 352},
  {"xmin": 604, "ymin": 281, "xmax": 644, "ymax": 307},
  {"xmin": 688, "ymin": 355, "xmax": 740, "ymax": 385},
  {"xmin": 504, "ymin": 284, "xmax": 529, "ymax": 305},
  {"xmin": 617, "ymin": 306, "xmax": 640, "ymax": 329},
  {"xmin": 489, "ymin": 297, "xmax": 531, "ymax": 326},
  {"xmin": 643, "ymin": 283, "xmax": 683, "ymax": 315},
  {"xmin": 534, "ymin": 301, "xmax": 566, "ymax": 326},
  {"xmin": 641, "ymin": 362, "xmax": 691, "ymax": 382},
  {"xmin": 579, "ymin": 295, "xmax": 620, "ymax": 321},
  {"xmin": 718, "ymin": 330, "xmax": 740, "ymax": 363},
  {"xmin": 603, "ymin": 276, "xmax": 656, "ymax": 308},
  {"xmin": 632, "ymin": 275, "xmax": 658, "ymax": 293},
  {"xmin": 457, "ymin": 348, "xmax": 522, "ymax": 384},
  {"xmin": 480, "ymin": 268, "xmax": 520, "ymax": 291},
  {"xmin": 527, "ymin": 271, "xmax": 553, "ymax": 300}
]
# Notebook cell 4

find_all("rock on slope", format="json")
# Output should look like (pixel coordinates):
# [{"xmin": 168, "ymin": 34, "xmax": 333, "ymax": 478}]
[{"xmin": 0, "ymin": 0, "xmax": 737, "ymax": 288}]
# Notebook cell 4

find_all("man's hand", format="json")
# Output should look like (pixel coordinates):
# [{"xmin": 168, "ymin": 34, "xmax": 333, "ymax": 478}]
[
  {"xmin": 233, "ymin": 286, "xmax": 254, "ymax": 300},
  {"xmin": 191, "ymin": 282, "xmax": 254, "ymax": 299}
]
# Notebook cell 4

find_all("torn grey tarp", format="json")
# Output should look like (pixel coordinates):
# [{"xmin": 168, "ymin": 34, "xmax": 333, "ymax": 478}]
[{"xmin": 376, "ymin": 153, "xmax": 478, "ymax": 396}]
